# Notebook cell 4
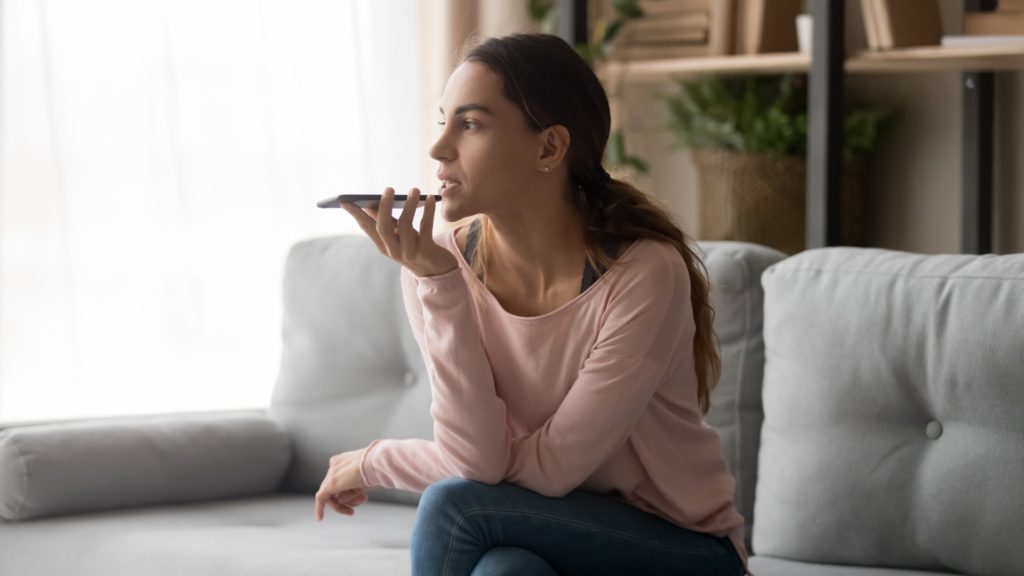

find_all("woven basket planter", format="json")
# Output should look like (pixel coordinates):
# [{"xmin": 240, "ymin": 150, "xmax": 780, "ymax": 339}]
[{"xmin": 691, "ymin": 148, "xmax": 867, "ymax": 255}]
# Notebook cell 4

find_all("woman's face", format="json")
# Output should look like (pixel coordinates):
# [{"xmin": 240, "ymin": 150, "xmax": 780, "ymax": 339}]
[{"xmin": 429, "ymin": 61, "xmax": 548, "ymax": 223}]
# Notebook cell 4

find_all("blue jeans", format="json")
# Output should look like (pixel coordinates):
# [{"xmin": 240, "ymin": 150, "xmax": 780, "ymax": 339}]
[{"xmin": 410, "ymin": 477, "xmax": 746, "ymax": 576}]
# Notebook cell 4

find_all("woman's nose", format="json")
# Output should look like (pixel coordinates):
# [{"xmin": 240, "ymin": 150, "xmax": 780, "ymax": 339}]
[
  {"xmin": 428, "ymin": 125, "xmax": 456, "ymax": 162},
  {"xmin": 428, "ymin": 135, "xmax": 449, "ymax": 162}
]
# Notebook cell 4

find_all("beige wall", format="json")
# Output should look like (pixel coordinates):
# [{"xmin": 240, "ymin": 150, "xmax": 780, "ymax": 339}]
[
  {"xmin": 418, "ymin": 0, "xmax": 539, "ymax": 234},
  {"xmin": 421, "ymin": 1, "xmax": 1023, "ymax": 253},
  {"xmin": 418, "ymin": 0, "xmax": 480, "ymax": 234}
]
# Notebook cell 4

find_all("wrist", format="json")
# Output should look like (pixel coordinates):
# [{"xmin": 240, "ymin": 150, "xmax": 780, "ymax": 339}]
[{"xmin": 358, "ymin": 441, "xmax": 381, "ymax": 489}]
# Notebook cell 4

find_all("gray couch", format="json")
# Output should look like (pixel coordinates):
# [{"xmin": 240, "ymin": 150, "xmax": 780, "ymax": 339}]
[{"xmin": 1, "ymin": 234, "xmax": 1021, "ymax": 576}]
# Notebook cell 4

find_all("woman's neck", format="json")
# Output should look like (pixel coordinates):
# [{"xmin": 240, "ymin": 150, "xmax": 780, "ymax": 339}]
[{"xmin": 481, "ymin": 206, "xmax": 589, "ymax": 297}]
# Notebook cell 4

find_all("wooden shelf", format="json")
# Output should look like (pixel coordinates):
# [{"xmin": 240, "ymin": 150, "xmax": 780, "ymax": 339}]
[
  {"xmin": 597, "ymin": 44, "xmax": 1024, "ymax": 83},
  {"xmin": 849, "ymin": 44, "xmax": 1024, "ymax": 74}
]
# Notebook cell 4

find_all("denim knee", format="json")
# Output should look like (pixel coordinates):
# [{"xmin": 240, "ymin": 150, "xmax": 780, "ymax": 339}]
[
  {"xmin": 419, "ymin": 477, "xmax": 488, "ymax": 516},
  {"xmin": 469, "ymin": 546, "xmax": 559, "ymax": 576}
]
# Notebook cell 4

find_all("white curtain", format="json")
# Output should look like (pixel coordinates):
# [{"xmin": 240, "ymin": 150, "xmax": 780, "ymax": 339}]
[{"xmin": 0, "ymin": 0, "xmax": 423, "ymax": 423}]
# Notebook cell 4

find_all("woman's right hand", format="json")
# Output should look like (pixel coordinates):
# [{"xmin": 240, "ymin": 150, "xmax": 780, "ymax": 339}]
[
  {"xmin": 324, "ymin": 488, "xmax": 369, "ymax": 517},
  {"xmin": 339, "ymin": 187, "xmax": 458, "ymax": 278}
]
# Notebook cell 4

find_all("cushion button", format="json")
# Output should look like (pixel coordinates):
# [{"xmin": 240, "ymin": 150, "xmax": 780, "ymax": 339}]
[
  {"xmin": 926, "ymin": 420, "xmax": 943, "ymax": 440},
  {"xmin": 403, "ymin": 371, "xmax": 417, "ymax": 387}
]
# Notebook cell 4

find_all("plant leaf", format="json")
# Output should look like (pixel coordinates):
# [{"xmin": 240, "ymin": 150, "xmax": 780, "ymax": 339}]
[{"xmin": 612, "ymin": 0, "xmax": 644, "ymax": 18}]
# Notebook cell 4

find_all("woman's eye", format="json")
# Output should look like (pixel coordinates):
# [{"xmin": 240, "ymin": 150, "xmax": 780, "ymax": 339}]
[{"xmin": 436, "ymin": 120, "xmax": 477, "ymax": 130}]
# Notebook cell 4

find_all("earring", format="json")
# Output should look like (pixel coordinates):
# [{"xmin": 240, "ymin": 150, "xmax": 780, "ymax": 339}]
[{"xmin": 543, "ymin": 166, "xmax": 550, "ymax": 172}]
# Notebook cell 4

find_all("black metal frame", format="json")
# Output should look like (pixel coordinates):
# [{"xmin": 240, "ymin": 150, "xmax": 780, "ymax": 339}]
[
  {"xmin": 807, "ymin": 0, "xmax": 845, "ymax": 249},
  {"xmin": 557, "ymin": 0, "xmax": 588, "ymax": 46},
  {"xmin": 960, "ymin": 0, "xmax": 997, "ymax": 253},
  {"xmin": 558, "ymin": 0, "xmax": 999, "ymax": 254},
  {"xmin": 962, "ymin": 72, "xmax": 995, "ymax": 254}
]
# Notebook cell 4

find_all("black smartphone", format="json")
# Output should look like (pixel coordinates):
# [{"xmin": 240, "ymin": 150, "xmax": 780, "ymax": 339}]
[{"xmin": 316, "ymin": 194, "xmax": 443, "ymax": 209}]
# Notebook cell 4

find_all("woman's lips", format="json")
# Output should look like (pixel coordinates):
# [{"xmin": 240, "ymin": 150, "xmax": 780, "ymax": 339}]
[{"xmin": 440, "ymin": 181, "xmax": 462, "ymax": 197}]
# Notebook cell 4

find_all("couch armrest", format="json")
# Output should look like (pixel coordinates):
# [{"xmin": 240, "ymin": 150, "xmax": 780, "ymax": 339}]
[{"xmin": 0, "ymin": 409, "xmax": 291, "ymax": 522}]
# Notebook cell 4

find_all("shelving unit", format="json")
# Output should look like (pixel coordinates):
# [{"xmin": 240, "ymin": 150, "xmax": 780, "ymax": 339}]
[
  {"xmin": 596, "ymin": 44, "xmax": 1024, "ymax": 82},
  {"xmin": 560, "ymin": 0, "xmax": 1024, "ymax": 253}
]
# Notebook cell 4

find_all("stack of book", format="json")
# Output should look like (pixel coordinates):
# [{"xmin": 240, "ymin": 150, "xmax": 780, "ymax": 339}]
[
  {"xmin": 861, "ymin": 0, "xmax": 943, "ymax": 50},
  {"xmin": 599, "ymin": 0, "xmax": 736, "ymax": 60}
]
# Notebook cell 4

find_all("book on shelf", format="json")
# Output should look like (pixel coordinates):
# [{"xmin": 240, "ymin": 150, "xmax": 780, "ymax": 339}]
[
  {"xmin": 995, "ymin": 0, "xmax": 1024, "ymax": 12},
  {"xmin": 636, "ymin": 0, "xmax": 711, "ymax": 16},
  {"xmin": 941, "ymin": 34, "xmax": 1024, "ymax": 47},
  {"xmin": 869, "ymin": 0, "xmax": 943, "ymax": 49},
  {"xmin": 861, "ymin": 0, "xmax": 882, "ymax": 50},
  {"xmin": 610, "ymin": 43, "xmax": 711, "ymax": 60},
  {"xmin": 964, "ymin": 12, "xmax": 1024, "ymax": 35},
  {"xmin": 629, "ymin": 11, "xmax": 709, "ymax": 42},
  {"xmin": 595, "ymin": 0, "xmax": 736, "ymax": 59},
  {"xmin": 622, "ymin": 31, "xmax": 709, "ymax": 45},
  {"xmin": 707, "ymin": 0, "xmax": 736, "ymax": 55},
  {"xmin": 734, "ymin": 0, "xmax": 802, "ymax": 54}
]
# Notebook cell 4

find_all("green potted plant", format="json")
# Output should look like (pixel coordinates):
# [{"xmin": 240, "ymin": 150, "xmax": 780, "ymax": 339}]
[{"xmin": 657, "ymin": 74, "xmax": 893, "ymax": 254}]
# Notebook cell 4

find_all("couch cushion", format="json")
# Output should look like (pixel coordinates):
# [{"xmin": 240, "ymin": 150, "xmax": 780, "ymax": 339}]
[
  {"xmin": 0, "ymin": 411, "xmax": 290, "ymax": 521},
  {"xmin": 268, "ymin": 236, "xmax": 433, "ymax": 506},
  {"xmin": 0, "ymin": 494, "xmax": 414, "ymax": 576},
  {"xmin": 754, "ymin": 248, "xmax": 1024, "ymax": 576},
  {"xmin": 698, "ymin": 241, "xmax": 787, "ymax": 554},
  {"xmin": 749, "ymin": 556, "xmax": 961, "ymax": 576}
]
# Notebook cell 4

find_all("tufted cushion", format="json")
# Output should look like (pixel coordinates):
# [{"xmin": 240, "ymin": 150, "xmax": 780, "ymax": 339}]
[
  {"xmin": 268, "ymin": 235, "xmax": 432, "ymax": 506},
  {"xmin": 698, "ymin": 241, "xmax": 787, "ymax": 553},
  {"xmin": 754, "ymin": 248, "xmax": 1024, "ymax": 576},
  {"xmin": 0, "ymin": 411, "xmax": 291, "ymax": 521}
]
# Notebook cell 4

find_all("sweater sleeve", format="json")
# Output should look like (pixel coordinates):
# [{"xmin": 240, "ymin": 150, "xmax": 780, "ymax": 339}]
[
  {"xmin": 358, "ymin": 437, "xmax": 459, "ymax": 492},
  {"xmin": 503, "ymin": 246, "xmax": 691, "ymax": 497},
  {"xmin": 357, "ymin": 250, "xmax": 505, "ymax": 491},
  {"xmin": 395, "ymin": 263, "xmax": 512, "ymax": 484}
]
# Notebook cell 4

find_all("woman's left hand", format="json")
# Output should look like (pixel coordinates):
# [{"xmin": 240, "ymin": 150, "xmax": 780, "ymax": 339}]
[
  {"xmin": 314, "ymin": 448, "xmax": 371, "ymax": 522},
  {"xmin": 340, "ymin": 187, "xmax": 458, "ymax": 278}
]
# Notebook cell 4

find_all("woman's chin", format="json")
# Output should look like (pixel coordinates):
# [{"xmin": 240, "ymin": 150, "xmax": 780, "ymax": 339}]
[{"xmin": 437, "ymin": 199, "xmax": 464, "ymax": 222}]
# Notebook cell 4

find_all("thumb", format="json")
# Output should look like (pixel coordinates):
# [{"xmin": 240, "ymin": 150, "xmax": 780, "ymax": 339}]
[{"xmin": 420, "ymin": 192, "xmax": 436, "ymax": 241}]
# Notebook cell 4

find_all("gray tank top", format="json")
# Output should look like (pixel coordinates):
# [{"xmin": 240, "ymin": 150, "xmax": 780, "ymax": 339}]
[{"xmin": 461, "ymin": 219, "xmax": 619, "ymax": 293}]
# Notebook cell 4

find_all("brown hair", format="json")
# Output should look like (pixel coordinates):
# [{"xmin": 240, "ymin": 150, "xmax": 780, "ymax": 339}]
[{"xmin": 455, "ymin": 33, "xmax": 720, "ymax": 416}]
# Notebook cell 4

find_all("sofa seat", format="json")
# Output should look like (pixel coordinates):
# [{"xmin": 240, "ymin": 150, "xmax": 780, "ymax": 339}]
[
  {"xmin": 748, "ymin": 556, "xmax": 959, "ymax": 576},
  {"xmin": 1, "ymin": 494, "xmax": 965, "ymax": 576},
  {"xmin": 0, "ymin": 494, "xmax": 416, "ymax": 576}
]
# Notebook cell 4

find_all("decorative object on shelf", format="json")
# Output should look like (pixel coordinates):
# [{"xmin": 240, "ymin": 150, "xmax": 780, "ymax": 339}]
[
  {"xmin": 735, "ymin": 0, "xmax": 803, "ymax": 54},
  {"xmin": 796, "ymin": 0, "xmax": 812, "ymax": 54},
  {"xmin": 657, "ymin": 74, "xmax": 894, "ymax": 254},
  {"xmin": 862, "ymin": 0, "xmax": 942, "ymax": 50}
]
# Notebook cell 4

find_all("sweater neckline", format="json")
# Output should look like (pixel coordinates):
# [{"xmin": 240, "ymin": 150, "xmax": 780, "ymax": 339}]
[{"xmin": 446, "ymin": 226, "xmax": 643, "ymax": 322}]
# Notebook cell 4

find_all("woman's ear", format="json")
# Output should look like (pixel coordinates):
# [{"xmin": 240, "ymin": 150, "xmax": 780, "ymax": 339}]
[{"xmin": 536, "ymin": 124, "xmax": 571, "ymax": 171}]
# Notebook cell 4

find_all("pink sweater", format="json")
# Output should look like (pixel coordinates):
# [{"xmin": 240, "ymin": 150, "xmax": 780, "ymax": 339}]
[{"xmin": 360, "ymin": 227, "xmax": 751, "ymax": 575}]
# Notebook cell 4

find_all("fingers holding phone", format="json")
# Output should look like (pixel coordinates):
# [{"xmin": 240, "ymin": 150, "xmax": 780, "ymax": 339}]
[{"xmin": 331, "ymin": 187, "xmax": 456, "ymax": 278}]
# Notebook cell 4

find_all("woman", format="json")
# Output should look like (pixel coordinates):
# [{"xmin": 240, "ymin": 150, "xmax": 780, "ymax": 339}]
[{"xmin": 314, "ymin": 33, "xmax": 751, "ymax": 576}]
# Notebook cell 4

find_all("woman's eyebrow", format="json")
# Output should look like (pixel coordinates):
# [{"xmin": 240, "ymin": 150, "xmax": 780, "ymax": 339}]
[{"xmin": 439, "ymin": 103, "xmax": 495, "ymax": 117}]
